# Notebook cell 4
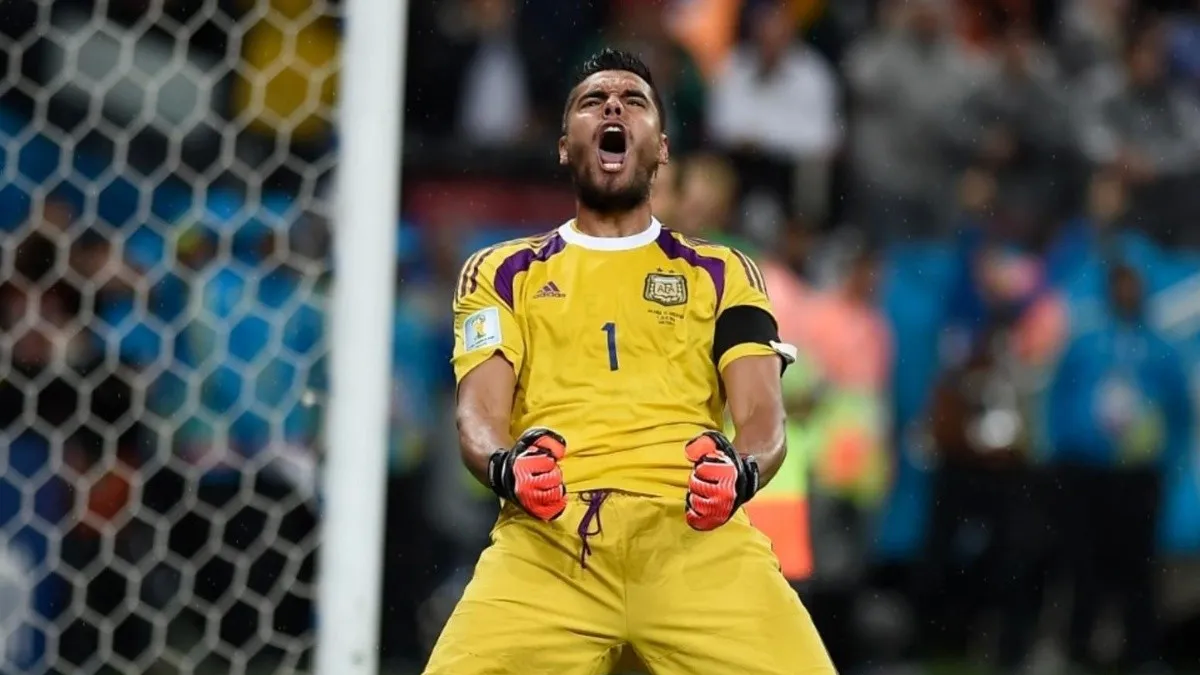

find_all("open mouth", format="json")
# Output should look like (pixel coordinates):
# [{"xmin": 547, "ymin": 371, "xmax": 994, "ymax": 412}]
[{"xmin": 597, "ymin": 125, "xmax": 627, "ymax": 172}]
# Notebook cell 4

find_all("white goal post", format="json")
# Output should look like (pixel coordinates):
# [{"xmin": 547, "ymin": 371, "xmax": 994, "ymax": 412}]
[
  {"xmin": 317, "ymin": 0, "xmax": 407, "ymax": 674},
  {"xmin": 0, "ymin": 1, "xmax": 404, "ymax": 673}
]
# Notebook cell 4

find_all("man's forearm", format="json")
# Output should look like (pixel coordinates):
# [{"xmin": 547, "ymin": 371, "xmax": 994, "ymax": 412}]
[
  {"xmin": 456, "ymin": 406, "xmax": 513, "ymax": 488},
  {"xmin": 733, "ymin": 408, "xmax": 787, "ymax": 487}
]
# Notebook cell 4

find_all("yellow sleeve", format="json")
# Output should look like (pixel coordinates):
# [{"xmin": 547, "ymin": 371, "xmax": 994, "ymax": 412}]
[
  {"xmin": 721, "ymin": 246, "xmax": 773, "ymax": 314},
  {"xmin": 450, "ymin": 244, "xmax": 526, "ymax": 383},
  {"xmin": 716, "ymin": 247, "xmax": 794, "ymax": 373}
]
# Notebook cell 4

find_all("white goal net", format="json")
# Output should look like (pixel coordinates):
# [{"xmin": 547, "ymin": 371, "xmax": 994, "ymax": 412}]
[{"xmin": 1, "ymin": 1, "xmax": 342, "ymax": 673}]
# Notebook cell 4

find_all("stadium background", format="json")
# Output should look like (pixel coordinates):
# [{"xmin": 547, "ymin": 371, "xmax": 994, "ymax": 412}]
[{"xmin": 3, "ymin": 0, "xmax": 1200, "ymax": 673}]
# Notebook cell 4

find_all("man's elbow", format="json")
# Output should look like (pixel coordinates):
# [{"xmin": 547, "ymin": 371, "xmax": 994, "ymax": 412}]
[
  {"xmin": 768, "ymin": 420, "xmax": 788, "ymax": 461},
  {"xmin": 454, "ymin": 406, "xmax": 471, "ymax": 454},
  {"xmin": 454, "ymin": 391, "xmax": 476, "ymax": 425},
  {"xmin": 761, "ymin": 436, "xmax": 787, "ymax": 474},
  {"xmin": 743, "ymin": 412, "xmax": 788, "ymax": 484},
  {"xmin": 745, "ymin": 406, "xmax": 787, "ymax": 455},
  {"xmin": 455, "ymin": 401, "xmax": 489, "ymax": 453}
]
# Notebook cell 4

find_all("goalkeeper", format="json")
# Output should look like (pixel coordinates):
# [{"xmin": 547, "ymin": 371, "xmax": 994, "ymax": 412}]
[{"xmin": 423, "ymin": 49, "xmax": 836, "ymax": 675}]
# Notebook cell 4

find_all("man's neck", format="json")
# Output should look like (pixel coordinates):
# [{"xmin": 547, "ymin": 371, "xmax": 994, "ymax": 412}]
[{"xmin": 574, "ymin": 203, "xmax": 655, "ymax": 238}]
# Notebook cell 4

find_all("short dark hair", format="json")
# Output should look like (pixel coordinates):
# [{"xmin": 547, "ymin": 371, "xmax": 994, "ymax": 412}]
[{"xmin": 563, "ymin": 48, "xmax": 665, "ymax": 131}]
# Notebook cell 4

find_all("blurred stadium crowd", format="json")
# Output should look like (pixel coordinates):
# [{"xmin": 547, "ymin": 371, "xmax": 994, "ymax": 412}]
[{"xmin": 4, "ymin": 0, "xmax": 1200, "ymax": 673}]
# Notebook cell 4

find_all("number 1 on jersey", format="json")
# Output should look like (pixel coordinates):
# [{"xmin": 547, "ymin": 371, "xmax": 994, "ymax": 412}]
[{"xmin": 602, "ymin": 322, "xmax": 619, "ymax": 371}]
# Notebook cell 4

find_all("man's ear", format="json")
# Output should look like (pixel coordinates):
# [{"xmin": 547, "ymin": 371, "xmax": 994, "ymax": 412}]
[
  {"xmin": 558, "ymin": 135, "xmax": 568, "ymax": 166},
  {"xmin": 658, "ymin": 133, "xmax": 670, "ymax": 166}
]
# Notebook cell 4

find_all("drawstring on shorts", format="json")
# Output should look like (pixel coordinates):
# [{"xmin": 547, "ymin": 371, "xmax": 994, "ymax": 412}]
[{"xmin": 576, "ymin": 490, "xmax": 611, "ymax": 570}]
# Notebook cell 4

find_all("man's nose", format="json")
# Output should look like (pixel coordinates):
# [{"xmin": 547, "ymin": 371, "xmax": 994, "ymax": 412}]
[{"xmin": 603, "ymin": 97, "xmax": 623, "ymax": 118}]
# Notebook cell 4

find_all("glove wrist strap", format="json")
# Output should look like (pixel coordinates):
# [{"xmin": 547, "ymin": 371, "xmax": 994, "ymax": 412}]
[
  {"xmin": 487, "ymin": 450, "xmax": 513, "ymax": 500},
  {"xmin": 739, "ymin": 454, "xmax": 761, "ymax": 506}
]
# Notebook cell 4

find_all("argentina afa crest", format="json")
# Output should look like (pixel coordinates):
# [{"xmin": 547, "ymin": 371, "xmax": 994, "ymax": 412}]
[{"xmin": 643, "ymin": 273, "xmax": 688, "ymax": 307}]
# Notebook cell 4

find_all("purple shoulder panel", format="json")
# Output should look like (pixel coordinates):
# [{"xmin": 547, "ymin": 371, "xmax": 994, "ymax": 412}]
[
  {"xmin": 654, "ymin": 229, "xmax": 725, "ymax": 306},
  {"xmin": 493, "ymin": 233, "xmax": 568, "ymax": 308}
]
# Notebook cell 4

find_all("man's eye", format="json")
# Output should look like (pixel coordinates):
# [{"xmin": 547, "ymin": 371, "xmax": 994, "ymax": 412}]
[{"xmin": 628, "ymin": 99, "xmax": 644, "ymax": 107}]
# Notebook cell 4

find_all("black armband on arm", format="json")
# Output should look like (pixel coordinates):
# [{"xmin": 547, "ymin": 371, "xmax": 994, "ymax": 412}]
[{"xmin": 712, "ymin": 305, "xmax": 789, "ymax": 373}]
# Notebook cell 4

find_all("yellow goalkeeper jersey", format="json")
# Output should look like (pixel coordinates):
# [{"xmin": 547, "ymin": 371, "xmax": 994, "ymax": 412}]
[{"xmin": 451, "ymin": 218, "xmax": 781, "ymax": 498}]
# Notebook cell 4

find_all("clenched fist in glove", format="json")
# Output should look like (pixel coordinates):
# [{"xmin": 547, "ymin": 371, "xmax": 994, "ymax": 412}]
[
  {"xmin": 684, "ymin": 431, "xmax": 760, "ymax": 531},
  {"xmin": 488, "ymin": 427, "xmax": 568, "ymax": 521}
]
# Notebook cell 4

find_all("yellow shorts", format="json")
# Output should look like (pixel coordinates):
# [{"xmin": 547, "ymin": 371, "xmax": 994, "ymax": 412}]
[{"xmin": 424, "ymin": 491, "xmax": 836, "ymax": 675}]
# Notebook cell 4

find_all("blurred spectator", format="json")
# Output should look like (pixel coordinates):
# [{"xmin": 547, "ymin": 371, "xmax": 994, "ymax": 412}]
[
  {"xmin": 709, "ymin": 0, "xmax": 841, "ymax": 231},
  {"xmin": 1079, "ymin": 15, "xmax": 1200, "ymax": 246},
  {"xmin": 763, "ymin": 240, "xmax": 894, "ymax": 669},
  {"xmin": 1047, "ymin": 263, "xmax": 1193, "ymax": 674},
  {"xmin": 844, "ymin": 0, "xmax": 986, "ymax": 240},
  {"xmin": 750, "ymin": 228, "xmax": 819, "ymax": 589},
  {"xmin": 666, "ymin": 0, "xmax": 751, "ymax": 78},
  {"xmin": 671, "ymin": 153, "xmax": 740, "ymax": 241},
  {"xmin": 942, "ymin": 216, "xmax": 1069, "ymax": 365},
  {"xmin": 650, "ymin": 160, "xmax": 681, "ymax": 225},
  {"xmin": 404, "ymin": 0, "xmax": 538, "ymax": 142},
  {"xmin": 922, "ymin": 228, "xmax": 1061, "ymax": 670},
  {"xmin": 772, "ymin": 237, "xmax": 892, "ymax": 408},
  {"xmin": 956, "ymin": 0, "xmax": 1040, "ymax": 52},
  {"xmin": 585, "ymin": 0, "xmax": 709, "ymax": 152},
  {"xmin": 517, "ymin": 0, "xmax": 606, "ymax": 121},
  {"xmin": 457, "ymin": 0, "xmax": 532, "ymax": 146},
  {"xmin": 1058, "ymin": 0, "xmax": 1133, "ymax": 76},
  {"xmin": 954, "ymin": 165, "xmax": 1001, "ymax": 227},
  {"xmin": 959, "ymin": 21, "xmax": 1077, "ymax": 233},
  {"xmin": 1045, "ymin": 169, "xmax": 1133, "ymax": 286},
  {"xmin": 1167, "ymin": 0, "xmax": 1200, "ymax": 90},
  {"xmin": 668, "ymin": 0, "xmax": 859, "ymax": 76}
]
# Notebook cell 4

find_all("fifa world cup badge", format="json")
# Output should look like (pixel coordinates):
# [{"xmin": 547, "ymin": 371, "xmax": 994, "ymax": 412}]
[{"xmin": 463, "ymin": 307, "xmax": 502, "ymax": 351}]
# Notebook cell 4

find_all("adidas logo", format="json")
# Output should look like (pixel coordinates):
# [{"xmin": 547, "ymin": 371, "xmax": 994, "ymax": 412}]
[{"xmin": 534, "ymin": 281, "xmax": 566, "ymax": 299}]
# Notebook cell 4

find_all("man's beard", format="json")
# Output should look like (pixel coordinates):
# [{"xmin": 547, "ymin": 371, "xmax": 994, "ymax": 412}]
[{"xmin": 571, "ymin": 157, "xmax": 655, "ymax": 214}]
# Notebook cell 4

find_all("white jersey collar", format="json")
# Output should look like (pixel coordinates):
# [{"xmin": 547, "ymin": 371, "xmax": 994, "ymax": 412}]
[{"xmin": 557, "ymin": 217, "xmax": 662, "ymax": 251}]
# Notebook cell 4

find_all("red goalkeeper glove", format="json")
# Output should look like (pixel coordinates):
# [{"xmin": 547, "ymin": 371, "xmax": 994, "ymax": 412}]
[
  {"xmin": 684, "ymin": 431, "xmax": 760, "ymax": 531},
  {"xmin": 488, "ymin": 427, "xmax": 568, "ymax": 521}
]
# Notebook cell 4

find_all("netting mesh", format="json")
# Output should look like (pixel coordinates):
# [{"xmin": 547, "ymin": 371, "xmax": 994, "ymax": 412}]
[{"xmin": 1, "ymin": 2, "xmax": 340, "ymax": 673}]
